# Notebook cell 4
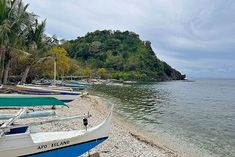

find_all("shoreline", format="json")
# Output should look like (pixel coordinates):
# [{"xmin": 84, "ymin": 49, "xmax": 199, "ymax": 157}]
[
  {"xmin": 88, "ymin": 88, "xmax": 220, "ymax": 157},
  {"xmin": 82, "ymin": 95, "xmax": 215, "ymax": 157},
  {"xmin": 0, "ymin": 94, "xmax": 210, "ymax": 157},
  {"xmin": 112, "ymin": 115, "xmax": 180, "ymax": 156},
  {"xmin": 78, "ymin": 95, "xmax": 179, "ymax": 157}
]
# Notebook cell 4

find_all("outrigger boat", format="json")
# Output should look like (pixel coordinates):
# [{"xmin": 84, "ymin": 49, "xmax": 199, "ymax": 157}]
[
  {"xmin": 0, "ymin": 97, "xmax": 112, "ymax": 157},
  {"xmin": 56, "ymin": 83, "xmax": 87, "ymax": 91},
  {"xmin": 0, "ymin": 97, "xmax": 67, "ymax": 107},
  {"xmin": 12, "ymin": 84, "xmax": 82, "ymax": 103},
  {"xmin": 0, "ymin": 94, "xmax": 80, "ymax": 104},
  {"xmin": 16, "ymin": 84, "xmax": 81, "ymax": 95}
]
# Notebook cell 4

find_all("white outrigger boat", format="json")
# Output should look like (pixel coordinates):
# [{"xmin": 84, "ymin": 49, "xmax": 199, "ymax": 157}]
[
  {"xmin": 13, "ymin": 84, "xmax": 82, "ymax": 103},
  {"xmin": 16, "ymin": 84, "xmax": 81, "ymax": 95},
  {"xmin": 0, "ymin": 97, "xmax": 112, "ymax": 157}
]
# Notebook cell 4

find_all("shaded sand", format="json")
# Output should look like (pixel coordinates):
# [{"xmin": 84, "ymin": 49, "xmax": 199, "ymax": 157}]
[{"xmin": 0, "ymin": 95, "xmax": 180, "ymax": 157}]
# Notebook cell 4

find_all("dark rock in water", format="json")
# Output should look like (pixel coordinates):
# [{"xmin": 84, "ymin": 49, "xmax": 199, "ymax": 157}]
[{"xmin": 181, "ymin": 74, "xmax": 186, "ymax": 80}]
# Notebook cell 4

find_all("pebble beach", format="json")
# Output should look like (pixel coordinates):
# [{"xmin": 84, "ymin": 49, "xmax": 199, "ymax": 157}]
[
  {"xmin": 0, "ymin": 95, "xmax": 180, "ymax": 157},
  {"xmin": 77, "ymin": 95, "xmax": 179, "ymax": 157}
]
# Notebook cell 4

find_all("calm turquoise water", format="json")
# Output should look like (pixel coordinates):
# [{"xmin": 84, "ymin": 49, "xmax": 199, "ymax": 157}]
[{"xmin": 91, "ymin": 80, "xmax": 235, "ymax": 157}]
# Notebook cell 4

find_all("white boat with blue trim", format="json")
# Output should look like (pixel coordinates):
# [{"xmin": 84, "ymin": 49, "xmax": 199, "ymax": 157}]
[
  {"xmin": 16, "ymin": 84, "xmax": 81, "ymax": 96},
  {"xmin": 0, "ymin": 112, "xmax": 111, "ymax": 157},
  {"xmin": 0, "ymin": 97, "xmax": 112, "ymax": 157}
]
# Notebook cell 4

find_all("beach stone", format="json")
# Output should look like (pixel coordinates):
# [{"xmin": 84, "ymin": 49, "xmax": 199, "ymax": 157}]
[{"xmin": 88, "ymin": 152, "xmax": 100, "ymax": 157}]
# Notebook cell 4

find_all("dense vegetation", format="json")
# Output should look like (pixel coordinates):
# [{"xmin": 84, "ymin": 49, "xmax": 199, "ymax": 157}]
[
  {"xmin": 0, "ymin": 0, "xmax": 77, "ymax": 84},
  {"xmin": 0, "ymin": 0, "xmax": 184, "ymax": 84},
  {"xmin": 62, "ymin": 30, "xmax": 185, "ymax": 81}
]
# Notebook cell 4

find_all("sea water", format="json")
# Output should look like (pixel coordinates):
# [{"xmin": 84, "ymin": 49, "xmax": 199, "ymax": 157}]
[{"xmin": 91, "ymin": 80, "xmax": 235, "ymax": 157}]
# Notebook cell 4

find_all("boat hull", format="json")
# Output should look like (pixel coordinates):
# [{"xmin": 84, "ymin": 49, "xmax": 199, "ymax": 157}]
[
  {"xmin": 16, "ymin": 85, "xmax": 81, "ymax": 96},
  {"xmin": 0, "ymin": 134, "xmax": 108, "ymax": 157},
  {"xmin": 0, "ymin": 108, "xmax": 112, "ymax": 157},
  {"xmin": 0, "ymin": 94, "xmax": 79, "ymax": 104},
  {"xmin": 24, "ymin": 137, "xmax": 107, "ymax": 157}
]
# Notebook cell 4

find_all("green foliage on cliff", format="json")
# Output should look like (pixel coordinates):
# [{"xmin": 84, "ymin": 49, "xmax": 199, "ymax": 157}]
[{"xmin": 63, "ymin": 30, "xmax": 184, "ymax": 81}]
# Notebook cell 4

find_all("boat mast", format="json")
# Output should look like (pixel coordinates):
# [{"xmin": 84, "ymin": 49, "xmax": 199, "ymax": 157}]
[{"xmin": 54, "ymin": 57, "xmax": 57, "ymax": 85}]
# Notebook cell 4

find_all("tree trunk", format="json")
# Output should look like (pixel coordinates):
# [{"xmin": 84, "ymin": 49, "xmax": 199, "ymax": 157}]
[
  {"xmin": 0, "ymin": 56, "xmax": 4, "ymax": 84},
  {"xmin": 2, "ymin": 48, "xmax": 12, "ymax": 85},
  {"xmin": 21, "ymin": 65, "xmax": 31, "ymax": 83},
  {"xmin": 3, "ymin": 60, "xmax": 10, "ymax": 85},
  {"xmin": 0, "ymin": 47, "xmax": 6, "ymax": 84}
]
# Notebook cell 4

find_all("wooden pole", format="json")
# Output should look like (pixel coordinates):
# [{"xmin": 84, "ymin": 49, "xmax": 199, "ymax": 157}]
[{"xmin": 54, "ymin": 58, "xmax": 56, "ymax": 84}]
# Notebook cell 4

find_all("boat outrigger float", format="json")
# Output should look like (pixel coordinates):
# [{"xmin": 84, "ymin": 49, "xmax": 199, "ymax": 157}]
[{"xmin": 0, "ymin": 97, "xmax": 112, "ymax": 157}]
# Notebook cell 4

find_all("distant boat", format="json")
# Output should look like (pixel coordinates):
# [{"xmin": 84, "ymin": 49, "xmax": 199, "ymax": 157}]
[
  {"xmin": 0, "ymin": 97, "xmax": 112, "ymax": 157},
  {"xmin": 68, "ymin": 80, "xmax": 91, "ymax": 86},
  {"xmin": 106, "ymin": 82, "xmax": 124, "ymax": 86},
  {"xmin": 16, "ymin": 84, "xmax": 81, "ymax": 96},
  {"xmin": 56, "ymin": 83, "xmax": 87, "ymax": 90},
  {"xmin": 123, "ymin": 80, "xmax": 137, "ymax": 84},
  {"xmin": 30, "ymin": 59, "xmax": 88, "ymax": 91},
  {"xmin": 32, "ymin": 81, "xmax": 89, "ymax": 91}
]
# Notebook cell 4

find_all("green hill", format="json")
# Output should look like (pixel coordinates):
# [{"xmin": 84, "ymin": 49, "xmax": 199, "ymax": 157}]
[{"xmin": 62, "ymin": 30, "xmax": 185, "ymax": 81}]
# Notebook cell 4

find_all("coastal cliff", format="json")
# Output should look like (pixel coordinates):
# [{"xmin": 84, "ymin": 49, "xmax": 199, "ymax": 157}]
[{"xmin": 62, "ymin": 30, "xmax": 185, "ymax": 81}]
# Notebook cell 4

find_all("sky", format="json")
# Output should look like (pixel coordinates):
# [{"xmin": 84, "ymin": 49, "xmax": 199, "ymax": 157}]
[{"xmin": 24, "ymin": 0, "xmax": 235, "ymax": 79}]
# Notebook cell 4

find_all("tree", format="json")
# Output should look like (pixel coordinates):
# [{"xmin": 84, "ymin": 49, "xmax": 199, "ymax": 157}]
[
  {"xmin": 83, "ymin": 67, "xmax": 92, "ymax": 78},
  {"xmin": 98, "ymin": 68, "xmax": 109, "ymax": 79},
  {"xmin": 0, "ymin": 0, "xmax": 34, "ymax": 84},
  {"xmin": 51, "ymin": 47, "xmax": 71, "ymax": 75},
  {"xmin": 62, "ymin": 30, "xmax": 184, "ymax": 81},
  {"xmin": 20, "ymin": 19, "xmax": 46, "ymax": 83},
  {"xmin": 33, "ymin": 47, "xmax": 72, "ymax": 79}
]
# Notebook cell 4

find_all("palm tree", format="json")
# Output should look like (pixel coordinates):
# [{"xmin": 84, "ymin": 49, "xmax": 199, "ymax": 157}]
[
  {"xmin": 0, "ymin": 0, "xmax": 34, "ymax": 84},
  {"xmin": 20, "ymin": 19, "xmax": 47, "ymax": 83},
  {"xmin": 20, "ymin": 28, "xmax": 63, "ymax": 83}
]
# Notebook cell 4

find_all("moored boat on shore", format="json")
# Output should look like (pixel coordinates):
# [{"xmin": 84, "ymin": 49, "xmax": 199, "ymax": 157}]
[
  {"xmin": 0, "ymin": 97, "xmax": 112, "ymax": 157},
  {"xmin": 16, "ymin": 84, "xmax": 81, "ymax": 96},
  {"xmin": 0, "ymin": 93, "xmax": 79, "ymax": 104}
]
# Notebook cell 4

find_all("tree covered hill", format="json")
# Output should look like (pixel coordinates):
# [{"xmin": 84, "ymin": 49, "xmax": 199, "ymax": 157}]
[
  {"xmin": 0, "ymin": 0, "xmax": 184, "ymax": 84},
  {"xmin": 62, "ymin": 30, "xmax": 185, "ymax": 81}
]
